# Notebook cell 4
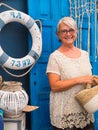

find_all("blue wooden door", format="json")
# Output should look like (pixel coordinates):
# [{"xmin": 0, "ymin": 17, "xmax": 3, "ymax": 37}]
[
  {"xmin": 27, "ymin": 0, "xmax": 98, "ymax": 130},
  {"xmin": 28, "ymin": 0, "xmax": 70, "ymax": 130}
]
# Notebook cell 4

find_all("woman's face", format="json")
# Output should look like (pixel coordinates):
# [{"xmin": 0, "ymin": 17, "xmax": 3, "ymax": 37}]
[{"xmin": 57, "ymin": 23, "xmax": 77, "ymax": 46}]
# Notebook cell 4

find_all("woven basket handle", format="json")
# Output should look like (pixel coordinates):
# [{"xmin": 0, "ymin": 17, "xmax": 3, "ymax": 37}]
[
  {"xmin": 86, "ymin": 76, "xmax": 98, "ymax": 89},
  {"xmin": 85, "ymin": 83, "xmax": 91, "ymax": 89}
]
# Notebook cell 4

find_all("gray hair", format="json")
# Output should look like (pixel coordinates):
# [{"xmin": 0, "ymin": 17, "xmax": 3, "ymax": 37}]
[{"xmin": 56, "ymin": 17, "xmax": 78, "ymax": 34}]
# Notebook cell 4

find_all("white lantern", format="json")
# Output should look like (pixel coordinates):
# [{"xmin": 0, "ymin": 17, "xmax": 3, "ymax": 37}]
[{"xmin": 0, "ymin": 81, "xmax": 28, "ymax": 118}]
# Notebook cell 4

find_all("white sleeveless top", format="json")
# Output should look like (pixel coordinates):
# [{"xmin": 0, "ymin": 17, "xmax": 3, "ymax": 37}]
[{"xmin": 46, "ymin": 50, "xmax": 94, "ymax": 129}]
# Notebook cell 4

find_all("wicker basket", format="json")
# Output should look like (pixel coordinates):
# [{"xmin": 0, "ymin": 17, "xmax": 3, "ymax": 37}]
[
  {"xmin": 0, "ymin": 81, "xmax": 28, "ymax": 118},
  {"xmin": 75, "ymin": 76, "xmax": 98, "ymax": 113}
]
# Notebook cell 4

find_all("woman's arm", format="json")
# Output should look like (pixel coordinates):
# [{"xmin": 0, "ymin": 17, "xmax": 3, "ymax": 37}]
[{"xmin": 47, "ymin": 73, "xmax": 94, "ymax": 92}]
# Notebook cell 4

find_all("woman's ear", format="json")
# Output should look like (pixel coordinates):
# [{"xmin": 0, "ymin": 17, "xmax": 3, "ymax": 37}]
[{"xmin": 56, "ymin": 33, "xmax": 61, "ymax": 42}]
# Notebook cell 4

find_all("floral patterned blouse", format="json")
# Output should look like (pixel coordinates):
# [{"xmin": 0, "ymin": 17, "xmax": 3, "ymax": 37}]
[{"xmin": 46, "ymin": 50, "xmax": 94, "ymax": 129}]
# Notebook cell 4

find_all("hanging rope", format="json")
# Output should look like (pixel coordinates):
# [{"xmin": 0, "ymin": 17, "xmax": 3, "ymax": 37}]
[{"xmin": 69, "ymin": 0, "xmax": 96, "ymax": 56}]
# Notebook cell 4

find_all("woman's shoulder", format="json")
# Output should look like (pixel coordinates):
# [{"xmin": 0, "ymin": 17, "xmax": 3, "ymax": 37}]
[
  {"xmin": 81, "ymin": 49, "xmax": 89, "ymax": 56},
  {"xmin": 81, "ymin": 49, "xmax": 88, "ymax": 53},
  {"xmin": 49, "ymin": 50, "xmax": 60, "ymax": 58}
]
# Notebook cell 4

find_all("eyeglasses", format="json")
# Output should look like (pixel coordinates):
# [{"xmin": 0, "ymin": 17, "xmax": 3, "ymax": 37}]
[{"xmin": 59, "ymin": 29, "xmax": 75, "ymax": 35}]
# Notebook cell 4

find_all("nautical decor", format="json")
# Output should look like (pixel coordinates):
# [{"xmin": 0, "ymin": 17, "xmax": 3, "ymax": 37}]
[
  {"xmin": 0, "ymin": 81, "xmax": 28, "ymax": 117},
  {"xmin": 0, "ymin": 10, "xmax": 42, "ymax": 70}
]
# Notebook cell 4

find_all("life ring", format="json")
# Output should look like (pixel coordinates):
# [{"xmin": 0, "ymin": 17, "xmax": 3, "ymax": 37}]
[{"xmin": 0, "ymin": 10, "xmax": 42, "ymax": 70}]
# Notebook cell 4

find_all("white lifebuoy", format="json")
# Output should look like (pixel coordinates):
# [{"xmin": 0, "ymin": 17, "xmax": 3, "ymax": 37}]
[{"xmin": 0, "ymin": 10, "xmax": 42, "ymax": 70}]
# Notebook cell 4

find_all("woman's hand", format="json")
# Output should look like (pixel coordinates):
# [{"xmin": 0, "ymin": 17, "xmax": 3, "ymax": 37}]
[{"xmin": 78, "ymin": 75, "xmax": 94, "ymax": 85}]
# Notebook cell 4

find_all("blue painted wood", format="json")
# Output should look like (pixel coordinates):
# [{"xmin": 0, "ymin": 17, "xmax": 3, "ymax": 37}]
[
  {"xmin": 28, "ymin": 0, "xmax": 97, "ymax": 130},
  {"xmin": 27, "ymin": 0, "xmax": 70, "ymax": 130}
]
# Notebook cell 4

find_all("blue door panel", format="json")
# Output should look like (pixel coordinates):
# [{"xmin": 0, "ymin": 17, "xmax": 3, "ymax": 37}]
[
  {"xmin": 30, "ymin": 63, "xmax": 51, "ymax": 129},
  {"xmin": 27, "ymin": 0, "xmax": 97, "ymax": 130},
  {"xmin": 27, "ymin": 1, "xmax": 70, "ymax": 129},
  {"xmin": 28, "ymin": 0, "xmax": 70, "ymax": 19},
  {"xmin": 27, "ymin": 0, "xmax": 70, "ymax": 129}
]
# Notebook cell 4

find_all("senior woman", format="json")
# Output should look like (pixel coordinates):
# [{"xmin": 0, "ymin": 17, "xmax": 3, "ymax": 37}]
[{"xmin": 46, "ymin": 17, "xmax": 94, "ymax": 130}]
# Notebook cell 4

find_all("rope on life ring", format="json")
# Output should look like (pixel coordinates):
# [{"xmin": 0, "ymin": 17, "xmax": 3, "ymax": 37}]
[{"xmin": 0, "ymin": 10, "xmax": 42, "ymax": 72}]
